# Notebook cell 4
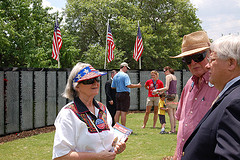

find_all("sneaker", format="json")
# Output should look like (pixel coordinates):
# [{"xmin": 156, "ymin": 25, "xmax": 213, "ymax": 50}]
[{"xmin": 160, "ymin": 131, "xmax": 166, "ymax": 134}]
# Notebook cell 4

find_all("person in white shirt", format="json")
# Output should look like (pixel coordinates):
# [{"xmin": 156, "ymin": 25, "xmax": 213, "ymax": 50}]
[{"xmin": 52, "ymin": 62, "xmax": 126, "ymax": 160}]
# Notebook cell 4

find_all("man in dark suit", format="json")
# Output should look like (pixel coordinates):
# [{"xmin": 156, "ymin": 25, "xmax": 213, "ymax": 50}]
[
  {"xmin": 105, "ymin": 70, "xmax": 117, "ymax": 126},
  {"xmin": 182, "ymin": 35, "xmax": 240, "ymax": 160}
]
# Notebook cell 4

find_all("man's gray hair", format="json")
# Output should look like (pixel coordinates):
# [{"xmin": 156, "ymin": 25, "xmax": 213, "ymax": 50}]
[{"xmin": 210, "ymin": 35, "xmax": 240, "ymax": 65}]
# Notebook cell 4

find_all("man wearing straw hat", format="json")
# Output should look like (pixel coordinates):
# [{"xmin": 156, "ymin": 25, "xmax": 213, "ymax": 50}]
[{"xmin": 171, "ymin": 31, "xmax": 219, "ymax": 160}]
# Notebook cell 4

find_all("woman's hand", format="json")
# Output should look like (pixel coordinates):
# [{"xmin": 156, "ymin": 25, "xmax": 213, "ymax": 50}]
[
  {"xmin": 114, "ymin": 142, "xmax": 126, "ymax": 154},
  {"xmin": 152, "ymin": 89, "xmax": 158, "ymax": 94}
]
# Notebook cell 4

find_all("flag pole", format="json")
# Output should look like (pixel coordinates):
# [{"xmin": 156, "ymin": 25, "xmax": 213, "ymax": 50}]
[
  {"xmin": 138, "ymin": 21, "xmax": 141, "ymax": 69},
  {"xmin": 58, "ymin": 56, "xmax": 60, "ymax": 68},
  {"xmin": 56, "ymin": 16, "xmax": 60, "ymax": 68},
  {"xmin": 139, "ymin": 57, "xmax": 141, "ymax": 69},
  {"xmin": 104, "ymin": 19, "xmax": 109, "ymax": 69}
]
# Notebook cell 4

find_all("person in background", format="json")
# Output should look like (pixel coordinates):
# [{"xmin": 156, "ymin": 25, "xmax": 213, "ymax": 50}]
[
  {"xmin": 52, "ymin": 62, "xmax": 126, "ymax": 160},
  {"xmin": 142, "ymin": 70, "xmax": 164, "ymax": 128},
  {"xmin": 105, "ymin": 70, "xmax": 117, "ymax": 126},
  {"xmin": 158, "ymin": 92, "xmax": 168, "ymax": 134},
  {"xmin": 170, "ymin": 31, "xmax": 219, "ymax": 160},
  {"xmin": 182, "ymin": 35, "xmax": 240, "ymax": 160},
  {"xmin": 111, "ymin": 62, "xmax": 141, "ymax": 126},
  {"xmin": 153, "ymin": 66, "xmax": 178, "ymax": 134}
]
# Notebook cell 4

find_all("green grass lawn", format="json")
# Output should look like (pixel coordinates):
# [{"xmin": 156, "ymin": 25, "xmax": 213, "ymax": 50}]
[{"xmin": 0, "ymin": 112, "xmax": 177, "ymax": 160}]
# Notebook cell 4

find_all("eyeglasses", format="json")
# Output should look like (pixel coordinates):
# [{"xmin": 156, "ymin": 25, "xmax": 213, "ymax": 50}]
[
  {"xmin": 79, "ymin": 77, "xmax": 100, "ymax": 85},
  {"xmin": 182, "ymin": 50, "xmax": 207, "ymax": 65}
]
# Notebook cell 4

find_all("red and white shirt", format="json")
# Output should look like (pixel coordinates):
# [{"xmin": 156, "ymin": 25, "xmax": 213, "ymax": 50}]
[{"xmin": 145, "ymin": 79, "xmax": 164, "ymax": 97}]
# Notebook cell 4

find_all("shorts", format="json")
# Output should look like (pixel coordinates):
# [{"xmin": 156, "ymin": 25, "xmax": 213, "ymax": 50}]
[
  {"xmin": 159, "ymin": 115, "xmax": 166, "ymax": 124},
  {"xmin": 116, "ymin": 92, "xmax": 130, "ymax": 112},
  {"xmin": 146, "ymin": 97, "xmax": 160, "ymax": 106},
  {"xmin": 166, "ymin": 94, "xmax": 179, "ymax": 109}
]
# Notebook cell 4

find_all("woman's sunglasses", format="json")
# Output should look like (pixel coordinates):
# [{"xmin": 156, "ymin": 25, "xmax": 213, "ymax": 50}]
[
  {"xmin": 79, "ymin": 77, "xmax": 100, "ymax": 85},
  {"xmin": 182, "ymin": 50, "xmax": 207, "ymax": 65}
]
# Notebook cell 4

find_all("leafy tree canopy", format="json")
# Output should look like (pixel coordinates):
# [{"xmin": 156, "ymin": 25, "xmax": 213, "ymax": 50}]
[
  {"xmin": 64, "ymin": 0, "xmax": 202, "ymax": 70},
  {"xmin": 0, "ymin": 0, "xmax": 202, "ymax": 70}
]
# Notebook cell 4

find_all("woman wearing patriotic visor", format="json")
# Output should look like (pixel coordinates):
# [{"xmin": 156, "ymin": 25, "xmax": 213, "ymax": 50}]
[{"xmin": 52, "ymin": 62, "xmax": 126, "ymax": 160}]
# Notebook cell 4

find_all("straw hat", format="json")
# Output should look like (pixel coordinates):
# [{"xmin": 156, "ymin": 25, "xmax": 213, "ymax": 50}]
[{"xmin": 172, "ymin": 31, "xmax": 210, "ymax": 58}]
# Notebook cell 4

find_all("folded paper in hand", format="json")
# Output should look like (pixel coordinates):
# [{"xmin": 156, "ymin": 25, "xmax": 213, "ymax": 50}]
[{"xmin": 110, "ymin": 122, "xmax": 133, "ymax": 152}]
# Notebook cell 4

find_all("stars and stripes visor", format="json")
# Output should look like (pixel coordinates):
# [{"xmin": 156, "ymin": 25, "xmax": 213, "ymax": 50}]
[{"xmin": 73, "ymin": 66, "xmax": 107, "ymax": 83}]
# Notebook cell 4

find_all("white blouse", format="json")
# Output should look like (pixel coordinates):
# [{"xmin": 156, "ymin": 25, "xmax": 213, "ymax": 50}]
[{"xmin": 52, "ymin": 101, "xmax": 114, "ymax": 159}]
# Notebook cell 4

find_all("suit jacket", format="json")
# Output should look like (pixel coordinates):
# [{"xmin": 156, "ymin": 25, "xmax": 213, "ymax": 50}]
[
  {"xmin": 182, "ymin": 79, "xmax": 240, "ymax": 160},
  {"xmin": 105, "ymin": 79, "xmax": 116, "ymax": 118}
]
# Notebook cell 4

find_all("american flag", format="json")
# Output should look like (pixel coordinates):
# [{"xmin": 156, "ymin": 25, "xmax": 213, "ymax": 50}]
[
  {"xmin": 133, "ymin": 25, "xmax": 143, "ymax": 61},
  {"xmin": 52, "ymin": 20, "xmax": 62, "ymax": 61},
  {"xmin": 107, "ymin": 25, "xmax": 115, "ymax": 63}
]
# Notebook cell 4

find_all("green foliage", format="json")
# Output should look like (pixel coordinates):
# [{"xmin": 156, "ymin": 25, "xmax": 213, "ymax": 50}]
[
  {"xmin": 0, "ymin": 0, "xmax": 58, "ymax": 68},
  {"xmin": 59, "ymin": 29, "xmax": 82, "ymax": 68},
  {"xmin": 82, "ymin": 44, "xmax": 127, "ymax": 69},
  {"xmin": 0, "ymin": 0, "xmax": 202, "ymax": 69},
  {"xmin": 65, "ymin": 0, "xmax": 202, "ymax": 70}
]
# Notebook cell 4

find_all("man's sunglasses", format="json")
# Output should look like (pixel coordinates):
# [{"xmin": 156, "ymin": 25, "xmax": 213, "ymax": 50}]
[
  {"xmin": 182, "ymin": 50, "xmax": 207, "ymax": 65},
  {"xmin": 79, "ymin": 77, "xmax": 100, "ymax": 85}
]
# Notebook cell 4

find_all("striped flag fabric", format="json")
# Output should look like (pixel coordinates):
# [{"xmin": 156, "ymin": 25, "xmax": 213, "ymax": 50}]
[
  {"xmin": 133, "ymin": 25, "xmax": 143, "ymax": 61},
  {"xmin": 107, "ymin": 25, "xmax": 115, "ymax": 63},
  {"xmin": 52, "ymin": 20, "xmax": 62, "ymax": 61}
]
